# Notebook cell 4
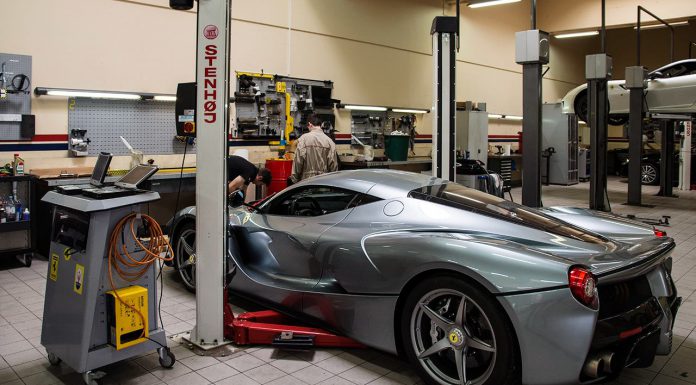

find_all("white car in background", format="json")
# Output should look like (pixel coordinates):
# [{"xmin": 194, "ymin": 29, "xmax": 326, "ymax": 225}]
[{"xmin": 562, "ymin": 59, "xmax": 696, "ymax": 125}]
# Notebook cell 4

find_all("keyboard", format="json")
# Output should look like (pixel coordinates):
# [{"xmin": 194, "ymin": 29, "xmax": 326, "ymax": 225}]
[
  {"xmin": 56, "ymin": 184, "xmax": 95, "ymax": 195},
  {"xmin": 81, "ymin": 186, "xmax": 144, "ymax": 199}
]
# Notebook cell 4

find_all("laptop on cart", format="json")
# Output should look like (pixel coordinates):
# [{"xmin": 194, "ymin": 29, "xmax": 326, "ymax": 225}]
[
  {"xmin": 81, "ymin": 165, "xmax": 158, "ymax": 199},
  {"xmin": 56, "ymin": 152, "xmax": 113, "ymax": 195}
]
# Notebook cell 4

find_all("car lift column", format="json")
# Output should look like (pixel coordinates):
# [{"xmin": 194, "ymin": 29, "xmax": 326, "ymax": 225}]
[
  {"xmin": 680, "ymin": 120, "xmax": 692, "ymax": 191},
  {"xmin": 189, "ymin": 0, "xmax": 231, "ymax": 348},
  {"xmin": 430, "ymin": 16, "xmax": 458, "ymax": 182},
  {"xmin": 625, "ymin": 66, "xmax": 646, "ymax": 205},
  {"xmin": 586, "ymin": 54, "xmax": 612, "ymax": 211},
  {"xmin": 658, "ymin": 119, "xmax": 676, "ymax": 197},
  {"xmin": 515, "ymin": 0, "xmax": 548, "ymax": 208}
]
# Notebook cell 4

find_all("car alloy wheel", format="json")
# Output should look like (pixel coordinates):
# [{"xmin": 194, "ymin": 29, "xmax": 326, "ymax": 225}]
[
  {"xmin": 175, "ymin": 224, "xmax": 197, "ymax": 292},
  {"xmin": 641, "ymin": 164, "xmax": 658, "ymax": 185},
  {"xmin": 411, "ymin": 289, "xmax": 497, "ymax": 385}
]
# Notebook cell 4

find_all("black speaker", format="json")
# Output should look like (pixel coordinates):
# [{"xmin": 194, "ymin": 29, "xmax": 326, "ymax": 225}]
[
  {"xmin": 170, "ymin": 0, "xmax": 194, "ymax": 10},
  {"xmin": 175, "ymin": 83, "xmax": 197, "ymax": 137}
]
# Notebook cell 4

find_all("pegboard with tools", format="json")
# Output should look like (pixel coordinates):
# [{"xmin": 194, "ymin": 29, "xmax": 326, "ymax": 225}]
[
  {"xmin": 67, "ymin": 98, "xmax": 187, "ymax": 156},
  {"xmin": 234, "ymin": 72, "xmax": 336, "ymax": 141},
  {"xmin": 234, "ymin": 72, "xmax": 285, "ymax": 139},
  {"xmin": 350, "ymin": 111, "xmax": 387, "ymax": 149},
  {"xmin": 350, "ymin": 110, "xmax": 419, "ymax": 153},
  {"xmin": 0, "ymin": 53, "xmax": 34, "ymax": 140}
]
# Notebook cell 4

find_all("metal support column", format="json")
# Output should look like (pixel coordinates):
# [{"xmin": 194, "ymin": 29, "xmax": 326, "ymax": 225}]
[
  {"xmin": 658, "ymin": 120, "xmax": 676, "ymax": 197},
  {"xmin": 430, "ymin": 17, "xmax": 458, "ymax": 182},
  {"xmin": 190, "ymin": 0, "xmax": 231, "ymax": 348},
  {"xmin": 625, "ymin": 66, "xmax": 646, "ymax": 205},
  {"xmin": 680, "ymin": 121, "xmax": 692, "ymax": 190},
  {"xmin": 586, "ymin": 54, "xmax": 612, "ymax": 211},
  {"xmin": 515, "ymin": 28, "xmax": 549, "ymax": 208}
]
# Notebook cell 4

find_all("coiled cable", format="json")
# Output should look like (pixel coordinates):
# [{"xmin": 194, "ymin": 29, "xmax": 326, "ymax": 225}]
[{"xmin": 107, "ymin": 213, "xmax": 174, "ymax": 342}]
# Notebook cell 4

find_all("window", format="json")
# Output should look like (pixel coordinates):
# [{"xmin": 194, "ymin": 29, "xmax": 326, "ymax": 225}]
[
  {"xmin": 263, "ymin": 185, "xmax": 375, "ymax": 217},
  {"xmin": 409, "ymin": 183, "xmax": 608, "ymax": 244}
]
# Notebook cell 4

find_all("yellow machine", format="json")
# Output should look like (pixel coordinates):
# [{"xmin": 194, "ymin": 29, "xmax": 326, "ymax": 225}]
[{"xmin": 105, "ymin": 286, "xmax": 149, "ymax": 350}]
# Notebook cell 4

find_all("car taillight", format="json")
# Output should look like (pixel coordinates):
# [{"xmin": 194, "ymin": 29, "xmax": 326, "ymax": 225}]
[
  {"xmin": 654, "ymin": 228, "xmax": 667, "ymax": 237},
  {"xmin": 569, "ymin": 267, "xmax": 599, "ymax": 310}
]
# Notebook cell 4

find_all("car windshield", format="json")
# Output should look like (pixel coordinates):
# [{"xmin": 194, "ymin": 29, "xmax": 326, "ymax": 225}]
[
  {"xmin": 409, "ymin": 183, "xmax": 607, "ymax": 244},
  {"xmin": 651, "ymin": 60, "xmax": 696, "ymax": 78}
]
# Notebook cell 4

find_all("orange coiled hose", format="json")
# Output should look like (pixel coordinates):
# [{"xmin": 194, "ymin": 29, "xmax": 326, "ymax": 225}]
[{"xmin": 107, "ymin": 213, "xmax": 174, "ymax": 339}]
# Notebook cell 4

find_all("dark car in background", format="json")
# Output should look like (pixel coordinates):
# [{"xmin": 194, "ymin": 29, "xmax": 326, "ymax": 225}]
[{"xmin": 611, "ymin": 148, "xmax": 694, "ymax": 185}]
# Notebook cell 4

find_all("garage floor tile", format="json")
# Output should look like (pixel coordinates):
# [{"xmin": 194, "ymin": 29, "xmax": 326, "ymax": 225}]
[{"xmin": 2, "ymin": 177, "xmax": 696, "ymax": 384}]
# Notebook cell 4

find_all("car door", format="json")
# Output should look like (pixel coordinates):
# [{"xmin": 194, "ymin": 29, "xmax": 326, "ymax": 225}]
[
  {"xmin": 647, "ymin": 62, "xmax": 696, "ymax": 113},
  {"xmin": 230, "ymin": 185, "xmax": 363, "ymax": 294}
]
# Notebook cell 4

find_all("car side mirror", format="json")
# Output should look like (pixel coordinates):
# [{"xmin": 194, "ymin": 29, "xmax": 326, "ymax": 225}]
[{"xmin": 648, "ymin": 71, "xmax": 664, "ymax": 80}]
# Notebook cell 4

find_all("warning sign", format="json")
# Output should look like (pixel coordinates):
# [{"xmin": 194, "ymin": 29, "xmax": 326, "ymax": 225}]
[
  {"xmin": 49, "ymin": 254, "xmax": 59, "ymax": 281},
  {"xmin": 74, "ymin": 264, "xmax": 85, "ymax": 295},
  {"xmin": 63, "ymin": 247, "xmax": 72, "ymax": 261}
]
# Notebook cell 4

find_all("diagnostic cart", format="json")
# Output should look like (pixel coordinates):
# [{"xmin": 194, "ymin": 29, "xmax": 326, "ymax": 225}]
[{"xmin": 40, "ymin": 190, "xmax": 174, "ymax": 385}]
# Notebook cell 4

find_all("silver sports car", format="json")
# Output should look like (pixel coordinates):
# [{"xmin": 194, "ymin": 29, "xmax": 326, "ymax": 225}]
[{"xmin": 169, "ymin": 169, "xmax": 680, "ymax": 385}]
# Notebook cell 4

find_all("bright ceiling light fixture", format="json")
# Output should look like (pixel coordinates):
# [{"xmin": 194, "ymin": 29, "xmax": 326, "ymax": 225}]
[
  {"xmin": 635, "ymin": 21, "xmax": 689, "ymax": 30},
  {"xmin": 391, "ymin": 108, "xmax": 429, "ymax": 114},
  {"xmin": 154, "ymin": 95, "xmax": 177, "ymax": 102},
  {"xmin": 554, "ymin": 31, "xmax": 600, "ymax": 39},
  {"xmin": 45, "ymin": 90, "xmax": 141, "ymax": 100},
  {"xmin": 343, "ymin": 105, "xmax": 388, "ymax": 112},
  {"xmin": 468, "ymin": 0, "xmax": 521, "ymax": 8}
]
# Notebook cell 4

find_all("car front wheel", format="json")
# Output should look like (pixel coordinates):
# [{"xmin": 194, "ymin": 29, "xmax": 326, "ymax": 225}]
[
  {"xmin": 174, "ymin": 222, "xmax": 197, "ymax": 292},
  {"xmin": 401, "ymin": 276, "xmax": 520, "ymax": 385}
]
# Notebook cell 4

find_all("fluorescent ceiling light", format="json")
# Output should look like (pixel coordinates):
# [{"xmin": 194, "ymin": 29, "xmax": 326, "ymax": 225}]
[
  {"xmin": 344, "ymin": 105, "xmax": 387, "ymax": 111},
  {"xmin": 554, "ymin": 31, "xmax": 599, "ymax": 39},
  {"xmin": 154, "ymin": 95, "xmax": 177, "ymax": 102},
  {"xmin": 635, "ymin": 21, "xmax": 689, "ymax": 30},
  {"xmin": 391, "ymin": 108, "xmax": 429, "ymax": 114},
  {"xmin": 468, "ymin": 0, "xmax": 521, "ymax": 8},
  {"xmin": 44, "ymin": 89, "xmax": 141, "ymax": 100},
  {"xmin": 488, "ymin": 114, "xmax": 503, "ymax": 119}
]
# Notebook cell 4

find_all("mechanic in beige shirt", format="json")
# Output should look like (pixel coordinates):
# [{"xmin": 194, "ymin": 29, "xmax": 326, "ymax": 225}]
[{"xmin": 289, "ymin": 114, "xmax": 338, "ymax": 183}]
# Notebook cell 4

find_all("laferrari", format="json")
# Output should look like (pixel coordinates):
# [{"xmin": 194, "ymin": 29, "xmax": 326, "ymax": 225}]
[{"xmin": 169, "ymin": 169, "xmax": 680, "ymax": 385}]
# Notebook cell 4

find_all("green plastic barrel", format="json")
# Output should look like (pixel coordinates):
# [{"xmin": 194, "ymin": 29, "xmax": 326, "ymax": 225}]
[{"xmin": 384, "ymin": 135, "xmax": 410, "ymax": 161}]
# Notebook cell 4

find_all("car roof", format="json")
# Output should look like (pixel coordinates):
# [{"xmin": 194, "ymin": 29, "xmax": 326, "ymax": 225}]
[{"xmin": 296, "ymin": 169, "xmax": 445, "ymax": 199}]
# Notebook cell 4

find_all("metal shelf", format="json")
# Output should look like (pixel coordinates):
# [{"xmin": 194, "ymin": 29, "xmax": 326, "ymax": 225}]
[{"xmin": 0, "ymin": 221, "xmax": 30, "ymax": 232}]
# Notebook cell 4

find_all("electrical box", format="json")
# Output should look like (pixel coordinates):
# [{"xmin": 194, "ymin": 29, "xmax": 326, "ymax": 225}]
[
  {"xmin": 456, "ymin": 109, "xmax": 489, "ymax": 165},
  {"xmin": 585, "ymin": 54, "xmax": 613, "ymax": 80},
  {"xmin": 175, "ymin": 82, "xmax": 196, "ymax": 137},
  {"xmin": 541, "ymin": 103, "xmax": 579, "ymax": 185},
  {"xmin": 625, "ymin": 66, "xmax": 648, "ymax": 89},
  {"xmin": 515, "ymin": 30, "xmax": 550, "ymax": 64},
  {"xmin": 106, "ymin": 285, "xmax": 149, "ymax": 350}
]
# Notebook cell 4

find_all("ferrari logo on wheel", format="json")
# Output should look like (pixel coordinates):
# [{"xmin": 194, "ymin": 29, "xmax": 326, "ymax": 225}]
[{"xmin": 448, "ymin": 328, "xmax": 464, "ymax": 347}]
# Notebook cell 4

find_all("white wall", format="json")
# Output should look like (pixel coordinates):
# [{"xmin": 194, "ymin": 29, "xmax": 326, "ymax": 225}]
[{"xmin": 0, "ymin": 0, "xmax": 645, "ymax": 170}]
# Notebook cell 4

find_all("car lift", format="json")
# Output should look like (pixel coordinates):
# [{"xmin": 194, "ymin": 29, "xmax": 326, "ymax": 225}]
[
  {"xmin": 515, "ymin": 0, "xmax": 548, "ymax": 208},
  {"xmin": 171, "ymin": 0, "xmax": 363, "ymax": 350},
  {"xmin": 430, "ymin": 3, "xmax": 459, "ymax": 182}
]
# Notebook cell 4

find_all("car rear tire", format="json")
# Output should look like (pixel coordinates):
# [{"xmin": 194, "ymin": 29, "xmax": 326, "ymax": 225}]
[
  {"xmin": 173, "ymin": 221, "xmax": 197, "ymax": 293},
  {"xmin": 574, "ymin": 92, "xmax": 589, "ymax": 123},
  {"xmin": 401, "ymin": 276, "xmax": 521, "ymax": 385},
  {"xmin": 641, "ymin": 164, "xmax": 659, "ymax": 185}
]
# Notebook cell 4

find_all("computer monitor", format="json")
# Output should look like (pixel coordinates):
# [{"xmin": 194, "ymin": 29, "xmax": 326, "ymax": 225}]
[
  {"xmin": 89, "ymin": 152, "xmax": 112, "ymax": 186},
  {"xmin": 114, "ymin": 165, "xmax": 159, "ymax": 190}
]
